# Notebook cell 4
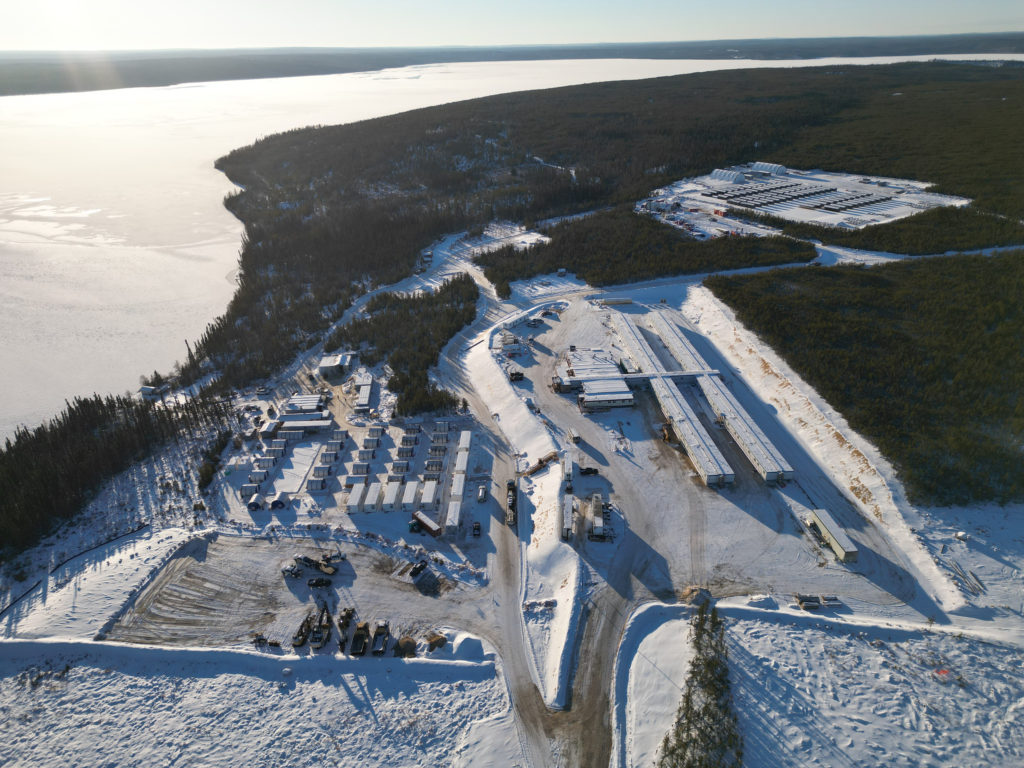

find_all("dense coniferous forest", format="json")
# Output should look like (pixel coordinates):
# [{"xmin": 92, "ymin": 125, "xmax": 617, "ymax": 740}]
[
  {"xmin": 659, "ymin": 603, "xmax": 743, "ymax": 768},
  {"xmin": 204, "ymin": 62, "xmax": 1024, "ymax": 394},
  {"xmin": 476, "ymin": 206, "xmax": 816, "ymax": 297},
  {"xmin": 0, "ymin": 394, "xmax": 233, "ymax": 556},
  {"xmin": 731, "ymin": 206, "xmax": 1024, "ymax": 255},
  {"xmin": 706, "ymin": 251, "xmax": 1024, "ymax": 505},
  {"xmin": 325, "ymin": 274, "xmax": 479, "ymax": 415}
]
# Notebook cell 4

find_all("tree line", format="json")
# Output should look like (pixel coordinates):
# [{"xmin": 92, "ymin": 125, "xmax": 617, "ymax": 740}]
[
  {"xmin": 707, "ymin": 249, "xmax": 1024, "ymax": 505},
  {"xmin": 0, "ymin": 393, "xmax": 233, "ymax": 557},
  {"xmin": 476, "ymin": 206, "xmax": 816, "ymax": 297},
  {"xmin": 326, "ymin": 274, "xmax": 479, "ymax": 415},
  {"xmin": 659, "ymin": 602, "xmax": 744, "ymax": 768}
]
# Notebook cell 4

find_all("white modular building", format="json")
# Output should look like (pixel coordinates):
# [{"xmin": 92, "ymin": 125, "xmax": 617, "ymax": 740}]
[
  {"xmin": 382, "ymin": 481, "xmax": 402, "ymax": 511},
  {"xmin": 345, "ymin": 482, "xmax": 367, "ymax": 512},
  {"xmin": 421, "ymin": 479, "xmax": 438, "ymax": 510},
  {"xmin": 653, "ymin": 378, "xmax": 735, "ymax": 486},
  {"xmin": 646, "ymin": 312, "xmax": 708, "ymax": 372},
  {"xmin": 450, "ymin": 473, "xmax": 465, "ymax": 500},
  {"xmin": 809, "ymin": 509, "xmax": 859, "ymax": 563},
  {"xmin": 402, "ymin": 480, "xmax": 420, "ymax": 511},
  {"xmin": 458, "ymin": 430, "xmax": 472, "ymax": 452},
  {"xmin": 364, "ymin": 481, "xmax": 382, "ymax": 511},
  {"xmin": 696, "ymin": 374, "xmax": 794, "ymax": 483},
  {"xmin": 445, "ymin": 501, "xmax": 462, "ymax": 535},
  {"xmin": 454, "ymin": 451, "xmax": 469, "ymax": 475}
]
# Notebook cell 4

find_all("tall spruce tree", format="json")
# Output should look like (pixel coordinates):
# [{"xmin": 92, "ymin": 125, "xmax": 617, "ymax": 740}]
[{"xmin": 659, "ymin": 603, "xmax": 744, "ymax": 768}]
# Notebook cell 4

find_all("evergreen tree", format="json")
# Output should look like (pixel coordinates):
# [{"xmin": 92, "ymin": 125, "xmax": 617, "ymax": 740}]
[{"xmin": 659, "ymin": 603, "xmax": 744, "ymax": 768}]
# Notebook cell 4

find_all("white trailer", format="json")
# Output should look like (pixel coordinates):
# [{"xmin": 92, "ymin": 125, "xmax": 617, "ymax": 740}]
[
  {"xmin": 421, "ymin": 479, "xmax": 438, "ymax": 510},
  {"xmin": 458, "ymin": 430, "xmax": 472, "ymax": 452},
  {"xmin": 561, "ymin": 494, "xmax": 575, "ymax": 540},
  {"xmin": 454, "ymin": 451, "xmax": 469, "ymax": 475},
  {"xmin": 413, "ymin": 509, "xmax": 442, "ymax": 537},
  {"xmin": 382, "ymin": 481, "xmax": 402, "ymax": 511},
  {"xmin": 588, "ymin": 495, "xmax": 605, "ymax": 540},
  {"xmin": 363, "ymin": 481, "xmax": 382, "ymax": 511},
  {"xmin": 402, "ymin": 480, "xmax": 420, "ymax": 511}
]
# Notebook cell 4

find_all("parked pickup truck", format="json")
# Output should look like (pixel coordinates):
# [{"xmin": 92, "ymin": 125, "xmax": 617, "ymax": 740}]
[
  {"xmin": 351, "ymin": 622, "xmax": 370, "ymax": 656},
  {"xmin": 371, "ymin": 620, "xmax": 390, "ymax": 655}
]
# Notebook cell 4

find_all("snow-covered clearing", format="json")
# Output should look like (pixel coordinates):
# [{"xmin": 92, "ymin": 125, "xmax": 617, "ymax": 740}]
[
  {"xmin": 611, "ymin": 603, "xmax": 693, "ymax": 768},
  {"xmin": 1, "ymin": 528, "xmax": 192, "ymax": 641},
  {"xmin": 614, "ymin": 601, "xmax": 1024, "ymax": 768},
  {"xmin": 0, "ymin": 635, "xmax": 510, "ymax": 768}
]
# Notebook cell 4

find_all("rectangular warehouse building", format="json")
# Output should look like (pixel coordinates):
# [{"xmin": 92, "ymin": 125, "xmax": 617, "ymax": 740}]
[
  {"xmin": 809, "ymin": 508, "xmax": 859, "ymax": 563},
  {"xmin": 612, "ymin": 311, "xmax": 733, "ymax": 486},
  {"xmin": 696, "ymin": 375, "xmax": 794, "ymax": 483},
  {"xmin": 653, "ymin": 378, "xmax": 735, "ymax": 486}
]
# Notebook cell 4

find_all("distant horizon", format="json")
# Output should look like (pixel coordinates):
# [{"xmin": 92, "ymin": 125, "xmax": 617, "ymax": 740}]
[{"xmin": 3, "ymin": 30, "xmax": 1024, "ymax": 55}]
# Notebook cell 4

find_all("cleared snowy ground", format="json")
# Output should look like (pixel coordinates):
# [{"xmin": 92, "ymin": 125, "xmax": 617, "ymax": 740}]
[
  {"xmin": 0, "ymin": 636, "xmax": 511, "ymax": 768},
  {"xmin": 614, "ymin": 602, "xmax": 1024, "ymax": 768}
]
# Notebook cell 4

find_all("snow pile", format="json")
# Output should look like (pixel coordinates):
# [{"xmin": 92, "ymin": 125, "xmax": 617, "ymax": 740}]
[
  {"xmin": 463, "ymin": 328, "xmax": 557, "ymax": 467},
  {"xmin": 518, "ymin": 466, "xmax": 581, "ymax": 709},
  {"xmin": 0, "ymin": 638, "xmax": 511, "ymax": 768}
]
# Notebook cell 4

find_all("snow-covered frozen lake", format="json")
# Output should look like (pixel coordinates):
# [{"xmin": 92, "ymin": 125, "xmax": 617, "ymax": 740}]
[{"xmin": 3, "ymin": 53, "xmax": 1022, "ymax": 439}]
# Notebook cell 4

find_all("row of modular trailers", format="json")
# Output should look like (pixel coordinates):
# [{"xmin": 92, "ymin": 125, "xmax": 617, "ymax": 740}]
[
  {"xmin": 610, "ymin": 309, "xmax": 857, "ymax": 563},
  {"xmin": 612, "ymin": 310, "xmax": 794, "ymax": 486}
]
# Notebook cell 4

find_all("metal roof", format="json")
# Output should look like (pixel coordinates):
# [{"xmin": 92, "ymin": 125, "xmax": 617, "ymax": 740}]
[{"xmin": 696, "ymin": 375, "xmax": 793, "ymax": 481}]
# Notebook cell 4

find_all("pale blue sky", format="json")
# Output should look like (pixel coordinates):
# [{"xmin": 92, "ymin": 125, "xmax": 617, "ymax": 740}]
[{"xmin": 2, "ymin": 0, "xmax": 1022, "ymax": 50}]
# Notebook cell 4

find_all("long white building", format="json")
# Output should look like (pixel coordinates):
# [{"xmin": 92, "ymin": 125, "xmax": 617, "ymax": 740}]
[
  {"xmin": 649, "ymin": 311, "xmax": 793, "ymax": 484},
  {"xmin": 612, "ymin": 312, "xmax": 734, "ymax": 486},
  {"xmin": 697, "ymin": 374, "xmax": 794, "ymax": 483}
]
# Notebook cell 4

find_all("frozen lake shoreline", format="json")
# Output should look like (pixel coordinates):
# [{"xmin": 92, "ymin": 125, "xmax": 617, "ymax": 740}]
[{"xmin": 3, "ymin": 53, "xmax": 1023, "ymax": 439}]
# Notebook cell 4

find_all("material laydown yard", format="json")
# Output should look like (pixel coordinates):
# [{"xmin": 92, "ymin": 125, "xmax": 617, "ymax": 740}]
[{"xmin": 108, "ymin": 535, "xmax": 486, "ymax": 647}]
